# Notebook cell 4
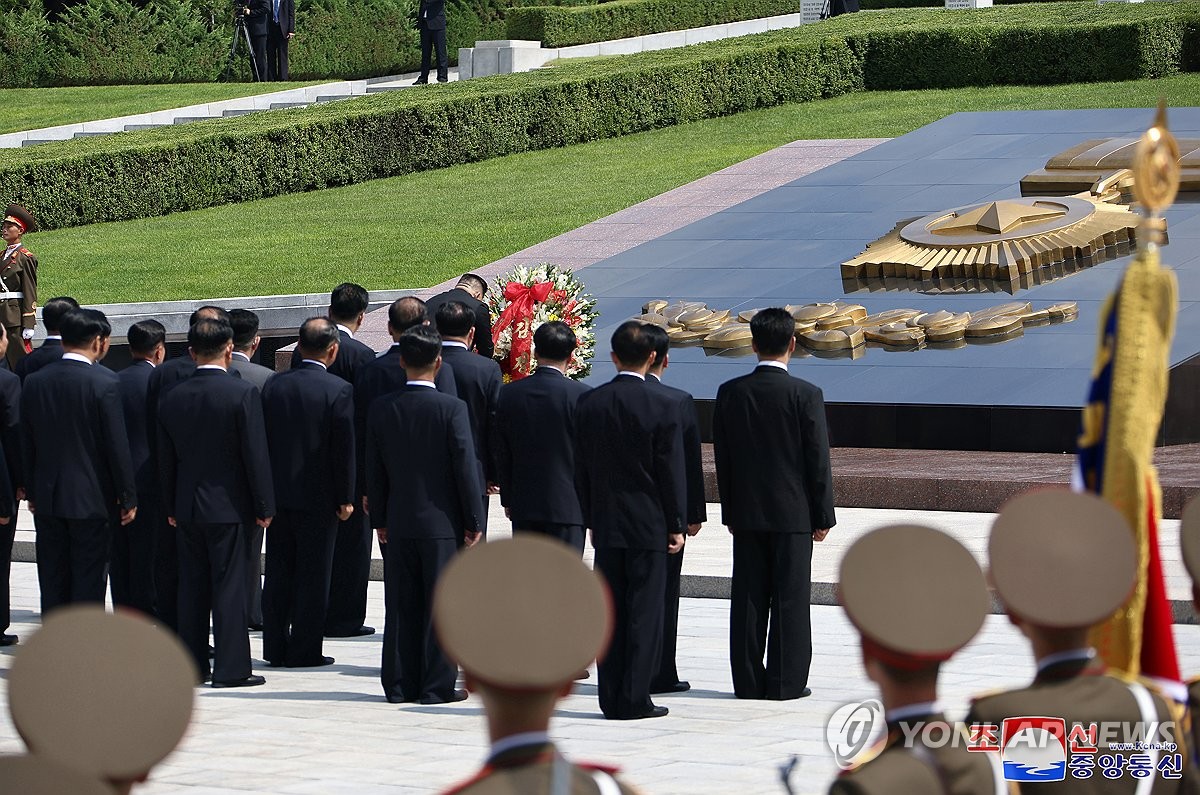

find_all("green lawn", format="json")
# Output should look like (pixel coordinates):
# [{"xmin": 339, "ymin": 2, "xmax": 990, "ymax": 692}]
[
  {"xmin": 0, "ymin": 82, "xmax": 322, "ymax": 134},
  {"xmin": 32, "ymin": 72, "xmax": 1200, "ymax": 304}
]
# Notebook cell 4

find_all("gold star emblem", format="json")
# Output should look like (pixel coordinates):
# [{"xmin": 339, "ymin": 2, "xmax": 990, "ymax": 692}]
[{"xmin": 930, "ymin": 200, "xmax": 1067, "ymax": 236}]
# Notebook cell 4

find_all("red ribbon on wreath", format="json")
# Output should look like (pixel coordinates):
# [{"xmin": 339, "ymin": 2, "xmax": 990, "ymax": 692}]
[{"xmin": 492, "ymin": 280, "xmax": 553, "ymax": 380}]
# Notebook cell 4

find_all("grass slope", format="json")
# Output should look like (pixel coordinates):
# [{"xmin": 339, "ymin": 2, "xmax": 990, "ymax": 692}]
[
  {"xmin": 0, "ymin": 82, "xmax": 321, "ymax": 135},
  {"xmin": 33, "ymin": 72, "xmax": 1200, "ymax": 304}
]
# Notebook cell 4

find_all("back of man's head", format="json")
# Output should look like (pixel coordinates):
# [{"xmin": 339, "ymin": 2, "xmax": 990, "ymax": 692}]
[
  {"xmin": 330, "ymin": 283, "xmax": 369, "ymax": 322},
  {"xmin": 750, "ymin": 308, "xmax": 796, "ymax": 357},
  {"xmin": 610, "ymin": 320, "xmax": 655, "ymax": 369},
  {"xmin": 228, "ymin": 309, "xmax": 260, "ymax": 352},
  {"xmin": 188, "ymin": 305, "xmax": 229, "ymax": 327},
  {"xmin": 397, "ymin": 325, "xmax": 442, "ymax": 371},
  {"xmin": 534, "ymin": 321, "xmax": 578, "ymax": 363},
  {"xmin": 128, "ymin": 319, "xmax": 166, "ymax": 357},
  {"xmin": 42, "ymin": 296, "xmax": 80, "ymax": 334},
  {"xmin": 188, "ymin": 318, "xmax": 233, "ymax": 359},
  {"xmin": 298, "ymin": 317, "xmax": 339, "ymax": 358},
  {"xmin": 641, "ymin": 323, "xmax": 669, "ymax": 369},
  {"xmin": 60, "ymin": 309, "xmax": 111, "ymax": 349},
  {"xmin": 457, "ymin": 273, "xmax": 487, "ymax": 298},
  {"xmin": 388, "ymin": 296, "xmax": 428, "ymax": 335},
  {"xmin": 435, "ymin": 301, "xmax": 475, "ymax": 339}
]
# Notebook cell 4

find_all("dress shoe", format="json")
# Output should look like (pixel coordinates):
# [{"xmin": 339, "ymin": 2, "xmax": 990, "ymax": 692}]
[
  {"xmin": 286, "ymin": 656, "xmax": 335, "ymax": 668},
  {"xmin": 436, "ymin": 77, "xmax": 448, "ymax": 83},
  {"xmin": 797, "ymin": 687, "xmax": 812, "ymax": 698},
  {"xmin": 248, "ymin": 623, "xmax": 264, "ymax": 632},
  {"xmin": 326, "ymin": 625, "xmax": 375, "ymax": 638},
  {"xmin": 616, "ymin": 705, "xmax": 668, "ymax": 720},
  {"xmin": 412, "ymin": 77, "xmax": 428, "ymax": 85},
  {"xmin": 419, "ymin": 689, "xmax": 468, "ymax": 705},
  {"xmin": 208, "ymin": 644, "xmax": 215, "ymax": 658},
  {"xmin": 0, "ymin": 634, "xmax": 18, "ymax": 646},
  {"xmin": 650, "ymin": 680, "xmax": 690, "ymax": 694},
  {"xmin": 211, "ymin": 674, "xmax": 266, "ymax": 688},
  {"xmin": 574, "ymin": 670, "xmax": 590, "ymax": 681}
]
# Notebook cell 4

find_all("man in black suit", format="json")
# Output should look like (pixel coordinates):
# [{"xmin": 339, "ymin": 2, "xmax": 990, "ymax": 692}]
[
  {"xmin": 242, "ymin": 0, "xmax": 269, "ymax": 81},
  {"xmin": 412, "ymin": 0, "xmax": 447, "ymax": 85},
  {"xmin": 435, "ymin": 301, "xmax": 501, "ymax": 541},
  {"xmin": 158, "ymin": 317, "xmax": 274, "ymax": 688},
  {"xmin": 574, "ymin": 320, "xmax": 685, "ymax": 721},
  {"xmin": 494, "ymin": 321, "xmax": 589, "ymax": 554},
  {"xmin": 230, "ymin": 308, "xmax": 274, "ymax": 631},
  {"xmin": 15, "ymin": 295, "xmax": 78, "ymax": 382},
  {"xmin": 367, "ymin": 325, "xmax": 480, "ymax": 704},
  {"xmin": 426, "ymin": 274, "xmax": 493, "ymax": 358},
  {"xmin": 0, "ymin": 326, "xmax": 20, "ymax": 646},
  {"xmin": 262, "ymin": 318, "xmax": 355, "ymax": 668},
  {"xmin": 111, "ymin": 319, "xmax": 166, "ymax": 619},
  {"xmin": 265, "ymin": 0, "xmax": 294, "ymax": 80},
  {"xmin": 642, "ymin": 323, "xmax": 705, "ymax": 696},
  {"xmin": 712, "ymin": 308, "xmax": 835, "ymax": 701},
  {"xmin": 22, "ymin": 309, "xmax": 137, "ymax": 616},
  {"xmin": 146, "ymin": 304, "xmax": 229, "ymax": 631}
]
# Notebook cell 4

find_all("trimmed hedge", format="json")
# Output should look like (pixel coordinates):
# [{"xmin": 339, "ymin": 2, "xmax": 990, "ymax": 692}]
[
  {"xmin": 506, "ymin": 0, "xmax": 796, "ymax": 48},
  {"xmin": 3, "ymin": 1, "xmax": 1197, "ymax": 230}
]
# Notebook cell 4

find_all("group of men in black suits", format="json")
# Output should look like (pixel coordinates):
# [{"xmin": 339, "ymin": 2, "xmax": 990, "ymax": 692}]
[{"xmin": 242, "ymin": 0, "xmax": 294, "ymax": 81}]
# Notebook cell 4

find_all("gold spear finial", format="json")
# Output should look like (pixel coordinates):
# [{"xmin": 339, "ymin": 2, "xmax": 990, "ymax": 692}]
[{"xmin": 1132, "ymin": 99, "xmax": 1180, "ymax": 246}]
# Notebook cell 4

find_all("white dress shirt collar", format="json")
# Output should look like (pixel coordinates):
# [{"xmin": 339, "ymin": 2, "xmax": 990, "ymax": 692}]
[
  {"xmin": 756, "ymin": 360, "xmax": 789, "ymax": 372},
  {"xmin": 616, "ymin": 370, "xmax": 645, "ymax": 381},
  {"xmin": 408, "ymin": 380, "xmax": 436, "ymax": 389},
  {"xmin": 336, "ymin": 324, "xmax": 354, "ymax": 338},
  {"xmin": 300, "ymin": 359, "xmax": 328, "ymax": 370},
  {"xmin": 61, "ymin": 352, "xmax": 93, "ymax": 365}
]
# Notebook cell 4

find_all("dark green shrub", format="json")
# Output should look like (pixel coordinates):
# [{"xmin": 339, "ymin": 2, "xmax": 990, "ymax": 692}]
[
  {"xmin": 0, "ymin": 0, "xmax": 57, "ymax": 87},
  {"xmin": 291, "ymin": 0, "xmax": 421, "ymax": 78}
]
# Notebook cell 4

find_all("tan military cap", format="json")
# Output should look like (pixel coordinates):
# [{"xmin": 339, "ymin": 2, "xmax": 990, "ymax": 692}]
[
  {"xmin": 0, "ymin": 755, "xmax": 114, "ymax": 795},
  {"xmin": 1182, "ymin": 494, "xmax": 1200, "ymax": 583},
  {"xmin": 989, "ymin": 490, "xmax": 1136, "ymax": 628},
  {"xmin": 840, "ymin": 524, "xmax": 988, "ymax": 666},
  {"xmin": 8, "ymin": 607, "xmax": 196, "ymax": 782},
  {"xmin": 433, "ymin": 536, "xmax": 612, "ymax": 690}
]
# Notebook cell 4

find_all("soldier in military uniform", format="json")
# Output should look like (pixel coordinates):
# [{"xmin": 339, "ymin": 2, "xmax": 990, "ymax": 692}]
[
  {"xmin": 967, "ymin": 490, "xmax": 1193, "ymax": 793},
  {"xmin": 0, "ymin": 205, "xmax": 38, "ymax": 370},
  {"xmin": 433, "ymin": 536, "xmax": 642, "ymax": 795},
  {"xmin": 1178, "ymin": 495, "xmax": 1200, "ymax": 764},
  {"xmin": 831, "ymin": 524, "xmax": 1004, "ymax": 795}
]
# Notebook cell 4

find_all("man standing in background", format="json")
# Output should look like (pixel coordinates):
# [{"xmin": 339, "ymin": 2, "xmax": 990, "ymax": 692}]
[
  {"xmin": 412, "ymin": 0, "xmax": 447, "ymax": 85},
  {"xmin": 0, "ymin": 326, "xmax": 20, "ymax": 646},
  {"xmin": 426, "ymin": 274, "xmax": 493, "ymax": 357},
  {"xmin": 265, "ymin": 0, "xmax": 294, "ymax": 81},
  {"xmin": 0, "ymin": 205, "xmax": 37, "ymax": 371},
  {"xmin": 15, "ymin": 295, "xmax": 77, "ymax": 382}
]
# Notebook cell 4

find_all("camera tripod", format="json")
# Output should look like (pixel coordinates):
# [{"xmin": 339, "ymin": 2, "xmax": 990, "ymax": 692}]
[{"xmin": 221, "ymin": 13, "xmax": 262, "ymax": 82}]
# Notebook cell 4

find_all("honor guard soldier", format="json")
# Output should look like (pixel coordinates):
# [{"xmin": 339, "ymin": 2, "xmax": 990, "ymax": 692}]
[
  {"xmin": 967, "ymin": 490, "xmax": 1194, "ymax": 793},
  {"xmin": 435, "ymin": 536, "xmax": 642, "ymax": 795},
  {"xmin": 1179, "ymin": 495, "xmax": 1200, "ymax": 763},
  {"xmin": 7, "ymin": 606, "xmax": 195, "ymax": 794},
  {"xmin": 831, "ymin": 524, "xmax": 1004, "ymax": 795},
  {"xmin": 0, "ymin": 204, "xmax": 37, "ymax": 370}
]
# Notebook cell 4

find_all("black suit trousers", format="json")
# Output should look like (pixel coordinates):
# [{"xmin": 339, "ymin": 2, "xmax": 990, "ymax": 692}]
[
  {"xmin": 381, "ymin": 537, "xmax": 457, "ymax": 702},
  {"xmin": 155, "ymin": 514, "xmax": 180, "ymax": 632},
  {"xmin": 0, "ymin": 520, "xmax": 14, "ymax": 633},
  {"xmin": 325, "ymin": 508, "xmax": 371, "ymax": 635},
  {"xmin": 246, "ymin": 523, "xmax": 264, "ymax": 627},
  {"xmin": 513, "ymin": 522, "xmax": 584, "ymax": 556},
  {"xmin": 262, "ymin": 508, "xmax": 338, "ymax": 666},
  {"xmin": 178, "ymin": 522, "xmax": 252, "ymax": 683},
  {"xmin": 729, "ymin": 531, "xmax": 813, "ymax": 700},
  {"xmin": 594, "ymin": 547, "xmax": 665, "ymax": 719},
  {"xmin": 250, "ymin": 34, "xmax": 267, "ymax": 81},
  {"xmin": 419, "ymin": 26, "xmax": 448, "ymax": 81},
  {"xmin": 652, "ymin": 545, "xmax": 684, "ymax": 689},
  {"xmin": 266, "ymin": 22, "xmax": 289, "ymax": 80},
  {"xmin": 34, "ymin": 515, "xmax": 111, "ymax": 616},
  {"xmin": 109, "ymin": 501, "xmax": 158, "ymax": 618}
]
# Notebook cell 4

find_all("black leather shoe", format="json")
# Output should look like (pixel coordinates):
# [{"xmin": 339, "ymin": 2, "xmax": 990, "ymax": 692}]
[
  {"xmin": 420, "ymin": 689, "xmax": 468, "ymax": 704},
  {"xmin": 798, "ymin": 687, "xmax": 812, "ymax": 698},
  {"xmin": 326, "ymin": 625, "xmax": 375, "ymax": 638},
  {"xmin": 0, "ymin": 634, "xmax": 17, "ymax": 646},
  {"xmin": 208, "ymin": 645, "xmax": 215, "ymax": 658},
  {"xmin": 211, "ymin": 674, "xmax": 266, "ymax": 688},
  {"xmin": 248, "ymin": 623, "xmax": 264, "ymax": 632},
  {"xmin": 574, "ymin": 670, "xmax": 590, "ymax": 681},
  {"xmin": 412, "ymin": 78, "xmax": 428, "ymax": 85},
  {"xmin": 286, "ymin": 656, "xmax": 335, "ymax": 668},
  {"xmin": 436, "ymin": 77, "xmax": 448, "ymax": 83},
  {"xmin": 624, "ymin": 705, "xmax": 668, "ymax": 719},
  {"xmin": 651, "ymin": 680, "xmax": 690, "ymax": 694}
]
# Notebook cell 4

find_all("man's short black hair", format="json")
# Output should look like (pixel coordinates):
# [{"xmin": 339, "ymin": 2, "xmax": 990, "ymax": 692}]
[
  {"xmin": 42, "ymin": 296, "xmax": 80, "ymax": 334},
  {"xmin": 397, "ymin": 325, "xmax": 442, "ymax": 370},
  {"xmin": 457, "ymin": 273, "xmax": 487, "ymax": 295},
  {"xmin": 388, "ymin": 296, "xmax": 427, "ymax": 334},
  {"xmin": 188, "ymin": 317, "xmax": 233, "ymax": 359},
  {"xmin": 610, "ymin": 320, "xmax": 655, "ymax": 369},
  {"xmin": 435, "ymin": 301, "xmax": 476, "ymax": 338},
  {"xmin": 330, "ymin": 283, "xmax": 369, "ymax": 322},
  {"xmin": 128, "ymin": 319, "xmax": 166, "ymax": 355},
  {"xmin": 641, "ymin": 323, "xmax": 669, "ymax": 365},
  {"xmin": 750, "ymin": 308, "xmax": 796, "ymax": 357},
  {"xmin": 298, "ymin": 317, "xmax": 339, "ymax": 357},
  {"xmin": 229, "ymin": 308, "xmax": 260, "ymax": 350},
  {"xmin": 534, "ymin": 321, "xmax": 578, "ymax": 363},
  {"xmin": 188, "ymin": 305, "xmax": 229, "ymax": 327},
  {"xmin": 60, "ymin": 309, "xmax": 111, "ymax": 348}
]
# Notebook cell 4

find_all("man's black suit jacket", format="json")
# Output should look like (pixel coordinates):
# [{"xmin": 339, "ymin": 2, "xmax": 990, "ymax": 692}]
[
  {"xmin": 573, "ymin": 374, "xmax": 686, "ymax": 551},
  {"xmin": 712, "ymin": 364, "xmax": 834, "ymax": 533},
  {"xmin": 647, "ymin": 373, "xmax": 707, "ymax": 526},
  {"xmin": 439, "ymin": 344, "xmax": 501, "ymax": 485},
  {"xmin": 427, "ymin": 288, "xmax": 493, "ymax": 358},
  {"xmin": 21, "ymin": 358, "xmax": 136, "ymax": 520},
  {"xmin": 366, "ymin": 385, "xmax": 480, "ymax": 541},
  {"xmin": 118, "ymin": 360, "xmax": 157, "ymax": 501},
  {"xmin": 291, "ymin": 328, "xmax": 375, "ymax": 384},
  {"xmin": 495, "ymin": 366, "xmax": 589, "ymax": 526},
  {"xmin": 416, "ymin": 0, "xmax": 446, "ymax": 32},
  {"xmin": 0, "ymin": 367, "xmax": 21, "ymax": 494},
  {"xmin": 158, "ymin": 368, "xmax": 274, "ymax": 525},
  {"xmin": 262, "ymin": 362, "xmax": 355, "ymax": 512},
  {"xmin": 246, "ymin": 0, "xmax": 269, "ymax": 36},
  {"xmin": 15, "ymin": 338, "xmax": 61, "ymax": 382}
]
